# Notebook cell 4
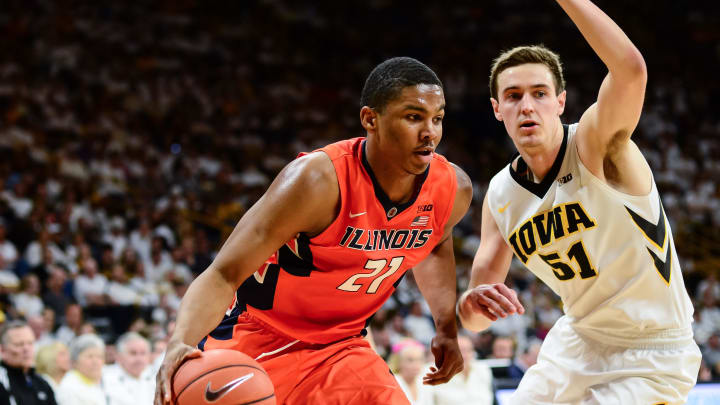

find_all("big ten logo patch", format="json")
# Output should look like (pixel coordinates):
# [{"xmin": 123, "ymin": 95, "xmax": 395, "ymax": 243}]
[{"xmin": 417, "ymin": 204, "xmax": 433, "ymax": 213}]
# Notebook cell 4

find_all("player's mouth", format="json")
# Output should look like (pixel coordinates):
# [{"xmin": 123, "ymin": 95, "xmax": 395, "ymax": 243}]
[{"xmin": 413, "ymin": 147, "xmax": 434, "ymax": 163}]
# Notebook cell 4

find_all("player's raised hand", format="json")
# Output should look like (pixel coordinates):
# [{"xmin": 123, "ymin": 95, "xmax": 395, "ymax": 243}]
[
  {"xmin": 154, "ymin": 340, "xmax": 202, "ymax": 405},
  {"xmin": 422, "ymin": 333, "xmax": 463, "ymax": 385},
  {"xmin": 460, "ymin": 283, "xmax": 525, "ymax": 322}
]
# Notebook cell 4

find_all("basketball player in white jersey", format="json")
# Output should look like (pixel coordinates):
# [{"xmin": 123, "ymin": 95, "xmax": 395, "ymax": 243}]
[{"xmin": 457, "ymin": 0, "xmax": 701, "ymax": 404}]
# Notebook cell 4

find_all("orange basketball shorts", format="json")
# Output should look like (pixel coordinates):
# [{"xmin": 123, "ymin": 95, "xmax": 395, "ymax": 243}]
[{"xmin": 202, "ymin": 312, "xmax": 410, "ymax": 405}]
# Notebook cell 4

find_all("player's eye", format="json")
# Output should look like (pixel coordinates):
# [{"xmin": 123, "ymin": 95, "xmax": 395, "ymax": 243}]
[
  {"xmin": 536, "ymin": 91, "xmax": 546, "ymax": 97},
  {"xmin": 433, "ymin": 116, "xmax": 443, "ymax": 124},
  {"xmin": 407, "ymin": 114, "xmax": 421, "ymax": 121}
]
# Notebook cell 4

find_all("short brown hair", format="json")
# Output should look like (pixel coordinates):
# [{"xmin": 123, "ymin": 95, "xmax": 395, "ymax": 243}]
[{"xmin": 489, "ymin": 45, "xmax": 565, "ymax": 100}]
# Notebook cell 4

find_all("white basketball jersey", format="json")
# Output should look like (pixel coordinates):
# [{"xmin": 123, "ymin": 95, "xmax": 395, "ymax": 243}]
[{"xmin": 487, "ymin": 123, "xmax": 694, "ymax": 343}]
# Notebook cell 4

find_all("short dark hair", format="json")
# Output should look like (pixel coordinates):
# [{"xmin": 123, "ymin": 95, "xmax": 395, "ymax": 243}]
[
  {"xmin": 489, "ymin": 45, "xmax": 565, "ymax": 100},
  {"xmin": 360, "ymin": 57, "xmax": 443, "ymax": 112}
]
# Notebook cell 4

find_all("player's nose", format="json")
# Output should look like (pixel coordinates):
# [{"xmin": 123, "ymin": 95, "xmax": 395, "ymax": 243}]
[{"xmin": 520, "ymin": 93, "xmax": 535, "ymax": 114}]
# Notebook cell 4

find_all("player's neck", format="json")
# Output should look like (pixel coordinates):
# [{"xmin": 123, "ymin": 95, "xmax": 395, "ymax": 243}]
[
  {"xmin": 365, "ymin": 143, "xmax": 418, "ymax": 204},
  {"xmin": 516, "ymin": 124, "xmax": 564, "ymax": 183}
]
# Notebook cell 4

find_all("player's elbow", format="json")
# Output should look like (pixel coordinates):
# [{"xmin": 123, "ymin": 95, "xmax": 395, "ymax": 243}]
[{"xmin": 622, "ymin": 48, "xmax": 647, "ymax": 84}]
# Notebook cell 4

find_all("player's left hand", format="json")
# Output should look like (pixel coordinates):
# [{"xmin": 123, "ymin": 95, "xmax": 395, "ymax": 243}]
[{"xmin": 422, "ymin": 333, "xmax": 463, "ymax": 385}]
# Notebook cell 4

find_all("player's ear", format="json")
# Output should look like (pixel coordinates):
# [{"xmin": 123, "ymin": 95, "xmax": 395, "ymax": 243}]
[
  {"xmin": 557, "ymin": 90, "xmax": 567, "ymax": 116},
  {"xmin": 360, "ymin": 106, "xmax": 378, "ymax": 133},
  {"xmin": 490, "ymin": 98, "xmax": 503, "ymax": 121}
]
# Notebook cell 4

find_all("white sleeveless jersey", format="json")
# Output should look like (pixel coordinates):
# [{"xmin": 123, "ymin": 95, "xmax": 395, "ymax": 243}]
[{"xmin": 487, "ymin": 123, "xmax": 694, "ymax": 344}]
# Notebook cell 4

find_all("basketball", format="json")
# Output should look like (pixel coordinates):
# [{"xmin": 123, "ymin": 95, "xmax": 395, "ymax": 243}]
[{"xmin": 172, "ymin": 349, "xmax": 276, "ymax": 405}]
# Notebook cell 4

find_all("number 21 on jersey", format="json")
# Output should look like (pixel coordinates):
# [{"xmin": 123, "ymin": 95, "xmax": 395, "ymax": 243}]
[{"xmin": 337, "ymin": 257, "xmax": 405, "ymax": 294}]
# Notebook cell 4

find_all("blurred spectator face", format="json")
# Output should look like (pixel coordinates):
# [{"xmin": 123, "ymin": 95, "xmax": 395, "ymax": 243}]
[
  {"xmin": 56, "ymin": 344, "xmax": 71, "ymax": 373},
  {"xmin": 398, "ymin": 344, "xmax": 425, "ymax": 382},
  {"xmin": 105, "ymin": 344, "xmax": 117, "ymax": 364},
  {"xmin": 522, "ymin": 342, "xmax": 541, "ymax": 367},
  {"xmin": 491, "ymin": 63, "xmax": 566, "ymax": 151},
  {"xmin": 27, "ymin": 315, "xmax": 47, "ymax": 338},
  {"xmin": 23, "ymin": 274, "xmax": 40, "ymax": 295},
  {"xmin": 492, "ymin": 336, "xmax": 514, "ymax": 359},
  {"xmin": 80, "ymin": 322, "xmax": 96, "ymax": 335},
  {"xmin": 65, "ymin": 304, "xmax": 83, "ymax": 329},
  {"xmin": 410, "ymin": 301, "xmax": 423, "ymax": 316},
  {"xmin": 82, "ymin": 258, "xmax": 98, "ymax": 277},
  {"xmin": 42, "ymin": 308, "xmax": 55, "ymax": 333},
  {"xmin": 151, "ymin": 340, "xmax": 167, "ymax": 362},
  {"xmin": 2, "ymin": 326, "xmax": 36, "ymax": 370},
  {"xmin": 458, "ymin": 335, "xmax": 476, "ymax": 365},
  {"xmin": 111, "ymin": 264, "xmax": 127, "ymax": 283},
  {"xmin": 48, "ymin": 267, "xmax": 67, "ymax": 291},
  {"xmin": 74, "ymin": 346, "xmax": 104, "ymax": 382},
  {"xmin": 118, "ymin": 338, "xmax": 150, "ymax": 378},
  {"xmin": 709, "ymin": 334, "xmax": 719, "ymax": 349}
]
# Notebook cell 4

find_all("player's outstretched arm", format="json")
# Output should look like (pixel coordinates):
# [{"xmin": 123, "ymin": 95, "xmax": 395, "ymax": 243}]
[
  {"xmin": 457, "ymin": 194, "xmax": 523, "ymax": 332},
  {"xmin": 413, "ymin": 163, "xmax": 472, "ymax": 385},
  {"xmin": 154, "ymin": 152, "xmax": 338, "ymax": 405},
  {"xmin": 557, "ymin": 0, "xmax": 649, "ymax": 183}
]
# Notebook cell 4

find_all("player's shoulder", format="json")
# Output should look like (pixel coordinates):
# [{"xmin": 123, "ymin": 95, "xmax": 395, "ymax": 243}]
[
  {"xmin": 283, "ymin": 150, "xmax": 338, "ymax": 193},
  {"xmin": 448, "ymin": 161, "xmax": 472, "ymax": 197}
]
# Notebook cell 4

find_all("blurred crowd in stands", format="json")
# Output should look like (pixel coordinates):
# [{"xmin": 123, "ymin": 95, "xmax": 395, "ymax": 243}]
[{"xmin": 0, "ymin": 0, "xmax": 718, "ymax": 403}]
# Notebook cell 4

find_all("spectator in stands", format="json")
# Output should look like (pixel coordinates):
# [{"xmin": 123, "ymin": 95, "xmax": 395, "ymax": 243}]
[
  {"xmin": 103, "ymin": 332, "xmax": 154, "ymax": 405},
  {"xmin": 0, "ymin": 320, "xmax": 57, "ymax": 405},
  {"xmin": 508, "ymin": 339, "xmax": 542, "ymax": 379},
  {"xmin": 389, "ymin": 339, "xmax": 427, "ymax": 404},
  {"xmin": 74, "ymin": 258, "xmax": 108, "ymax": 307},
  {"xmin": 12, "ymin": 273, "xmax": 44, "ymax": 318},
  {"xmin": 55, "ymin": 304, "xmax": 83, "ymax": 345},
  {"xmin": 42, "ymin": 266, "xmax": 71, "ymax": 318},
  {"xmin": 105, "ymin": 264, "xmax": 140, "ymax": 306},
  {"xmin": 702, "ymin": 332, "xmax": 720, "ymax": 376},
  {"xmin": 28, "ymin": 314, "xmax": 55, "ymax": 349},
  {"xmin": 403, "ymin": 301, "xmax": 435, "ymax": 347},
  {"xmin": 35, "ymin": 342, "xmax": 71, "ymax": 397},
  {"xmin": 56, "ymin": 334, "xmax": 106, "ymax": 405},
  {"xmin": 0, "ymin": 219, "xmax": 18, "ymax": 274},
  {"xmin": 419, "ymin": 334, "xmax": 494, "ymax": 405}
]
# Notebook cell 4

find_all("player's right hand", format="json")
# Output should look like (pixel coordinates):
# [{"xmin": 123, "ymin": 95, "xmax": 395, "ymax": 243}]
[
  {"xmin": 459, "ymin": 283, "xmax": 524, "ymax": 322},
  {"xmin": 154, "ymin": 340, "xmax": 202, "ymax": 405}
]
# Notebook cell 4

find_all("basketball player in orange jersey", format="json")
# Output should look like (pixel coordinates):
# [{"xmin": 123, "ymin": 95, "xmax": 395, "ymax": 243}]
[
  {"xmin": 458, "ymin": 0, "xmax": 701, "ymax": 404},
  {"xmin": 154, "ymin": 57, "xmax": 472, "ymax": 405}
]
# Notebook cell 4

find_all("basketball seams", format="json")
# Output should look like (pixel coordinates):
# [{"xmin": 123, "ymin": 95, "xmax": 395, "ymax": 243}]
[
  {"xmin": 174, "ymin": 364, "xmax": 271, "ymax": 403},
  {"xmin": 236, "ymin": 393, "xmax": 276, "ymax": 405}
]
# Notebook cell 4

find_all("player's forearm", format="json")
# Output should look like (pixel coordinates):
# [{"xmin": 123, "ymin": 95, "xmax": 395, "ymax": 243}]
[
  {"xmin": 169, "ymin": 266, "xmax": 237, "ymax": 347},
  {"xmin": 556, "ymin": 0, "xmax": 646, "ymax": 77},
  {"xmin": 414, "ymin": 240, "xmax": 459, "ymax": 337}
]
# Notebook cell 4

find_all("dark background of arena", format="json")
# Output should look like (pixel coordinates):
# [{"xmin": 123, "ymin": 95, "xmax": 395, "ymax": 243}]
[{"xmin": 0, "ymin": 0, "xmax": 719, "ymax": 394}]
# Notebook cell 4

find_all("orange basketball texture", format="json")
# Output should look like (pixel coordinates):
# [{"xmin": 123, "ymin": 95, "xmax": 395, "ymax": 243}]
[{"xmin": 172, "ymin": 349, "xmax": 276, "ymax": 405}]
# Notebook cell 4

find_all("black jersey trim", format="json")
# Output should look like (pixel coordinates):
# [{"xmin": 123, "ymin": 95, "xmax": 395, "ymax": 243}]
[
  {"xmin": 361, "ymin": 140, "xmax": 430, "ymax": 221},
  {"xmin": 508, "ymin": 124, "xmax": 569, "ymax": 198}
]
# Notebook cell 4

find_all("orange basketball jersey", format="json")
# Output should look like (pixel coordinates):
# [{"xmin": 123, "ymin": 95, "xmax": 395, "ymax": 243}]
[{"xmin": 201, "ymin": 137, "xmax": 457, "ymax": 347}]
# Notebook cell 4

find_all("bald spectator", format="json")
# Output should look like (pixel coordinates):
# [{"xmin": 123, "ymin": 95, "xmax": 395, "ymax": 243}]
[
  {"xmin": 0, "ymin": 320, "xmax": 57, "ymax": 405},
  {"xmin": 103, "ymin": 332, "xmax": 154, "ymax": 405}
]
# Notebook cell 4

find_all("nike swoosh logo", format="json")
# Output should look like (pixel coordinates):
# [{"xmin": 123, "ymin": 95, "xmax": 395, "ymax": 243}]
[
  {"xmin": 349, "ymin": 212, "xmax": 366, "ymax": 218},
  {"xmin": 498, "ymin": 202, "xmax": 511, "ymax": 214},
  {"xmin": 205, "ymin": 373, "xmax": 254, "ymax": 402}
]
